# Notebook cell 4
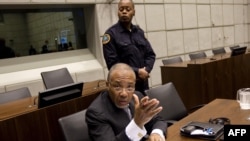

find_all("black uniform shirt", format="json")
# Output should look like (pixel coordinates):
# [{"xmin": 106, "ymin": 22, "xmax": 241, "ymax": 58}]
[{"xmin": 102, "ymin": 21, "xmax": 156, "ymax": 76}]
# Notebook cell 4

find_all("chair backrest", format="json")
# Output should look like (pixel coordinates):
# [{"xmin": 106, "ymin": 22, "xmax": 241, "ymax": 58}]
[
  {"xmin": 58, "ymin": 109, "xmax": 91, "ymax": 141},
  {"xmin": 145, "ymin": 82, "xmax": 188, "ymax": 121},
  {"xmin": 189, "ymin": 52, "xmax": 207, "ymax": 60},
  {"xmin": 41, "ymin": 67, "xmax": 74, "ymax": 89},
  {"xmin": 162, "ymin": 56, "xmax": 183, "ymax": 65},
  {"xmin": 229, "ymin": 45, "xmax": 240, "ymax": 51},
  {"xmin": 0, "ymin": 87, "xmax": 31, "ymax": 104},
  {"xmin": 212, "ymin": 47, "xmax": 226, "ymax": 55}
]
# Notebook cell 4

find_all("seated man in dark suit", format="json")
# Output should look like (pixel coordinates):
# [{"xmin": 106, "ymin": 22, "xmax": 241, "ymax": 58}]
[{"xmin": 86, "ymin": 63, "xmax": 167, "ymax": 141}]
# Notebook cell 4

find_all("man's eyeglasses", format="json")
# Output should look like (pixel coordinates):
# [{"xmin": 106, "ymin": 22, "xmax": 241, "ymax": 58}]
[{"xmin": 109, "ymin": 82, "xmax": 135, "ymax": 93}]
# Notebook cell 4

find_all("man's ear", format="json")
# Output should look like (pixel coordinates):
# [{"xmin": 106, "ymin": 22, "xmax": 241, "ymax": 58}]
[{"xmin": 106, "ymin": 81, "xmax": 111, "ymax": 91}]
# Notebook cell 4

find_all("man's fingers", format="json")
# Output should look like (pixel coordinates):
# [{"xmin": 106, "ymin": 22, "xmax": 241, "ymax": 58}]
[
  {"xmin": 152, "ymin": 106, "xmax": 163, "ymax": 115},
  {"xmin": 133, "ymin": 94, "xmax": 139, "ymax": 107},
  {"xmin": 140, "ymin": 96, "xmax": 149, "ymax": 107},
  {"xmin": 146, "ymin": 106, "xmax": 163, "ymax": 118},
  {"xmin": 142, "ymin": 99, "xmax": 163, "ymax": 116},
  {"xmin": 142, "ymin": 98, "xmax": 159, "ymax": 110}
]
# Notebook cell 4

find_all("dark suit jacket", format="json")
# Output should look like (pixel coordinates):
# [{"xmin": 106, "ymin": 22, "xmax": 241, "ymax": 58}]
[{"xmin": 86, "ymin": 91, "xmax": 167, "ymax": 141}]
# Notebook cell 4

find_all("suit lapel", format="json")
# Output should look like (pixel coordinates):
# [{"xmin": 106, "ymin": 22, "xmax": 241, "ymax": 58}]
[{"xmin": 129, "ymin": 102, "xmax": 134, "ymax": 119}]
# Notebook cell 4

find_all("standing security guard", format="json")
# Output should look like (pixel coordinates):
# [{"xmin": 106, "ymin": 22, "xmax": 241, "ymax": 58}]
[{"xmin": 102, "ymin": 0, "xmax": 156, "ymax": 95}]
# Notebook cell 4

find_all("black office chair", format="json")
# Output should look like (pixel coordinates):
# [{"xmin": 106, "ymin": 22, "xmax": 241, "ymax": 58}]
[
  {"xmin": 58, "ymin": 109, "xmax": 91, "ymax": 141},
  {"xmin": 212, "ymin": 47, "xmax": 226, "ymax": 55},
  {"xmin": 0, "ymin": 87, "xmax": 31, "ymax": 104},
  {"xmin": 41, "ymin": 67, "xmax": 74, "ymax": 89},
  {"xmin": 189, "ymin": 52, "xmax": 207, "ymax": 60},
  {"xmin": 162, "ymin": 56, "xmax": 183, "ymax": 65},
  {"xmin": 145, "ymin": 82, "xmax": 204, "ymax": 126}
]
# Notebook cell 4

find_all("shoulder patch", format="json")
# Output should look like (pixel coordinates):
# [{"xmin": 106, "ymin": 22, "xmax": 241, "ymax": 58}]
[{"xmin": 102, "ymin": 34, "xmax": 110, "ymax": 45}]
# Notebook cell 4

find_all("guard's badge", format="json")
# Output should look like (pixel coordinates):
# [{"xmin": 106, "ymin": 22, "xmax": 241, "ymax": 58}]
[{"xmin": 102, "ymin": 34, "xmax": 110, "ymax": 45}]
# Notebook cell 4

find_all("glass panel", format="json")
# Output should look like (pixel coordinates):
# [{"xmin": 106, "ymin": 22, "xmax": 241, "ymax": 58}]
[{"xmin": 0, "ymin": 5, "xmax": 88, "ymax": 59}]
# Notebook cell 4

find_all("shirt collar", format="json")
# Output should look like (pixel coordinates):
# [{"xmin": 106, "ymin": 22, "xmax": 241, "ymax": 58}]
[{"xmin": 117, "ymin": 21, "xmax": 137, "ymax": 33}]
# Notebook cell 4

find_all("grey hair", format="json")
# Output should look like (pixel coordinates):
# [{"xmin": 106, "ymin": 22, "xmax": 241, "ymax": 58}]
[{"xmin": 107, "ymin": 63, "xmax": 135, "ymax": 81}]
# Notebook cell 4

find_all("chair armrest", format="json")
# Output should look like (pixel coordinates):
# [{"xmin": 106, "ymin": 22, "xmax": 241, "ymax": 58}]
[
  {"xmin": 166, "ymin": 120, "xmax": 178, "ymax": 126},
  {"xmin": 188, "ymin": 104, "xmax": 206, "ymax": 114}
]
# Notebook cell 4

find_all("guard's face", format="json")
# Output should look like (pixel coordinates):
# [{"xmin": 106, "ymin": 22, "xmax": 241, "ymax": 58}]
[
  {"xmin": 108, "ymin": 69, "xmax": 135, "ymax": 108},
  {"xmin": 118, "ymin": 0, "xmax": 135, "ymax": 23}
]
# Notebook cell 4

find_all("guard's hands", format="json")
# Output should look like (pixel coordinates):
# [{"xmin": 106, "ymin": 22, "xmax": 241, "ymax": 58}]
[
  {"xmin": 138, "ymin": 67, "xmax": 149, "ymax": 80},
  {"xmin": 133, "ymin": 94, "xmax": 162, "ymax": 128}
]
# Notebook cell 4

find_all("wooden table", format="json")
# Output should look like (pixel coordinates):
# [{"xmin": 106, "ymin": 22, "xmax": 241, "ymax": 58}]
[
  {"xmin": 166, "ymin": 99, "xmax": 250, "ymax": 141},
  {"xmin": 0, "ymin": 80, "xmax": 107, "ymax": 141},
  {"xmin": 161, "ymin": 53, "xmax": 250, "ymax": 110}
]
